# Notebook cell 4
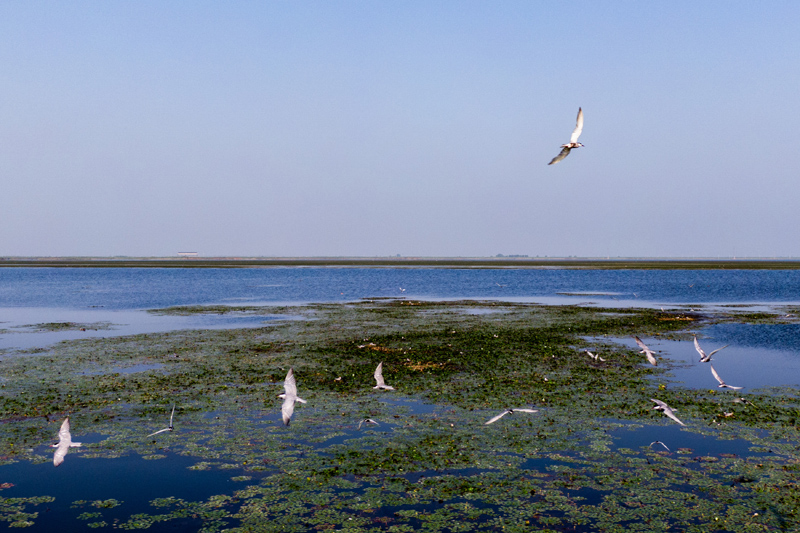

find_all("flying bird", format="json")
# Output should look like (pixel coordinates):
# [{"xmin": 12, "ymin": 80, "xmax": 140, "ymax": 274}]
[
  {"xmin": 373, "ymin": 362, "xmax": 395, "ymax": 390},
  {"xmin": 358, "ymin": 418, "xmax": 379, "ymax": 430},
  {"xmin": 548, "ymin": 107, "xmax": 584, "ymax": 165},
  {"xmin": 585, "ymin": 350, "xmax": 606, "ymax": 362},
  {"xmin": 279, "ymin": 368, "xmax": 307, "ymax": 425},
  {"xmin": 650, "ymin": 399, "xmax": 685, "ymax": 426},
  {"xmin": 709, "ymin": 363, "xmax": 743, "ymax": 390},
  {"xmin": 147, "ymin": 405, "xmax": 176, "ymax": 437},
  {"xmin": 693, "ymin": 335, "xmax": 729, "ymax": 363},
  {"xmin": 634, "ymin": 336, "xmax": 658, "ymax": 366},
  {"xmin": 52, "ymin": 417, "xmax": 82, "ymax": 467},
  {"xmin": 484, "ymin": 408, "xmax": 538, "ymax": 425},
  {"xmin": 649, "ymin": 440, "xmax": 670, "ymax": 452}
]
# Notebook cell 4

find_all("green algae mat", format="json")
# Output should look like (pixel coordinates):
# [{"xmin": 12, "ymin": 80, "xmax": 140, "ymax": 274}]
[{"xmin": 0, "ymin": 300, "xmax": 798, "ymax": 531}]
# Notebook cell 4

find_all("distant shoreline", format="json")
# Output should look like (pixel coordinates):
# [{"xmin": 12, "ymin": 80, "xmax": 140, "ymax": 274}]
[{"xmin": 2, "ymin": 257, "xmax": 800, "ymax": 269}]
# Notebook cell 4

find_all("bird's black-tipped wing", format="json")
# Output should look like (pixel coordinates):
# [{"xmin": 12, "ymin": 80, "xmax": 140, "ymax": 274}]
[{"xmin": 548, "ymin": 146, "xmax": 572, "ymax": 165}]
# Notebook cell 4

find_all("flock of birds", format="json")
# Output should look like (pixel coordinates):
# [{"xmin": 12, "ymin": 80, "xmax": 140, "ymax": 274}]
[
  {"xmin": 49, "ymin": 362, "xmax": 397, "ymax": 466},
  {"xmin": 45, "ymin": 108, "xmax": 689, "ymax": 466},
  {"xmin": 47, "ymin": 109, "xmax": 753, "ymax": 465},
  {"xmin": 632, "ymin": 335, "xmax": 743, "ymax": 427},
  {"xmin": 51, "ymin": 335, "xmax": 743, "ymax": 465}
]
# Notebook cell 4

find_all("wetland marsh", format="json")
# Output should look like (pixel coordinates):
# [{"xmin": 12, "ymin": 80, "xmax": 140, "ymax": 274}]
[{"xmin": 1, "ymin": 298, "xmax": 799, "ymax": 531}]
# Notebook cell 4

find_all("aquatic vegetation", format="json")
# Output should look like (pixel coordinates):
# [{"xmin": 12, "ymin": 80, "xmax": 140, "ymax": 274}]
[
  {"xmin": 12, "ymin": 322, "xmax": 113, "ymax": 332},
  {"xmin": 0, "ymin": 300, "xmax": 799, "ymax": 530},
  {"xmin": 0, "ymin": 496, "xmax": 54, "ymax": 528},
  {"xmin": 90, "ymin": 499, "xmax": 121, "ymax": 509},
  {"xmin": 148, "ymin": 305, "xmax": 302, "ymax": 317}
]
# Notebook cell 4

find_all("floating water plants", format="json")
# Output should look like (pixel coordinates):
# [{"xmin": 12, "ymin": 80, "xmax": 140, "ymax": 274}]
[{"xmin": 0, "ymin": 300, "xmax": 798, "ymax": 531}]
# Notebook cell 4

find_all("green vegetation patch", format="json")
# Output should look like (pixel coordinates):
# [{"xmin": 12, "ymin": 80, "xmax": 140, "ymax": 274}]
[
  {"xmin": 13, "ymin": 322, "xmax": 114, "ymax": 332},
  {"xmin": 0, "ymin": 300, "xmax": 798, "ymax": 531}
]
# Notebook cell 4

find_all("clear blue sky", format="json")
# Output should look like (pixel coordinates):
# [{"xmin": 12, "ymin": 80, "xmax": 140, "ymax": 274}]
[{"xmin": 1, "ymin": 2, "xmax": 798, "ymax": 257}]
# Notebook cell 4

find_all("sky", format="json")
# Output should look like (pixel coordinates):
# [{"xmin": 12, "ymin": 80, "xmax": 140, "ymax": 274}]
[{"xmin": 1, "ymin": 2, "xmax": 799, "ymax": 258}]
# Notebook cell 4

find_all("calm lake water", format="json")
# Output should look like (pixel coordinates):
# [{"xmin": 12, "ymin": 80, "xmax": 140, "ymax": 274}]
[
  {"xmin": 1, "ymin": 267, "xmax": 799, "ymax": 381},
  {"xmin": 1, "ymin": 266, "xmax": 800, "ymax": 309},
  {"xmin": 2, "ymin": 267, "xmax": 798, "ymax": 531}
]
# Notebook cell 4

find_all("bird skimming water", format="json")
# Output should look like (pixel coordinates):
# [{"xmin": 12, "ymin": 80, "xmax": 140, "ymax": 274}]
[
  {"xmin": 586, "ymin": 350, "xmax": 606, "ymax": 362},
  {"xmin": 279, "ymin": 368, "xmax": 307, "ymax": 425},
  {"xmin": 634, "ymin": 336, "xmax": 658, "ymax": 366},
  {"xmin": 710, "ymin": 363, "xmax": 743, "ymax": 390},
  {"xmin": 650, "ymin": 399, "xmax": 685, "ymax": 426},
  {"xmin": 548, "ymin": 107, "xmax": 584, "ymax": 165},
  {"xmin": 693, "ymin": 335, "xmax": 729, "ymax": 363},
  {"xmin": 147, "ymin": 405, "xmax": 176, "ymax": 437},
  {"xmin": 373, "ymin": 362, "xmax": 395, "ymax": 390},
  {"xmin": 649, "ymin": 440, "xmax": 670, "ymax": 452},
  {"xmin": 52, "ymin": 417, "xmax": 82, "ymax": 467},
  {"xmin": 358, "ymin": 418, "xmax": 379, "ymax": 430},
  {"xmin": 484, "ymin": 408, "xmax": 538, "ymax": 425}
]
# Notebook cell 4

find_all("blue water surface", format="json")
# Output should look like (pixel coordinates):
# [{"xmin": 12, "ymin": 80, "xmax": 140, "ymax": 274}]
[
  {"xmin": 2, "ymin": 267, "xmax": 800, "ymax": 310},
  {"xmin": 2, "ymin": 267, "xmax": 800, "ymax": 363},
  {"xmin": 0, "ymin": 267, "xmax": 798, "ymax": 532}
]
